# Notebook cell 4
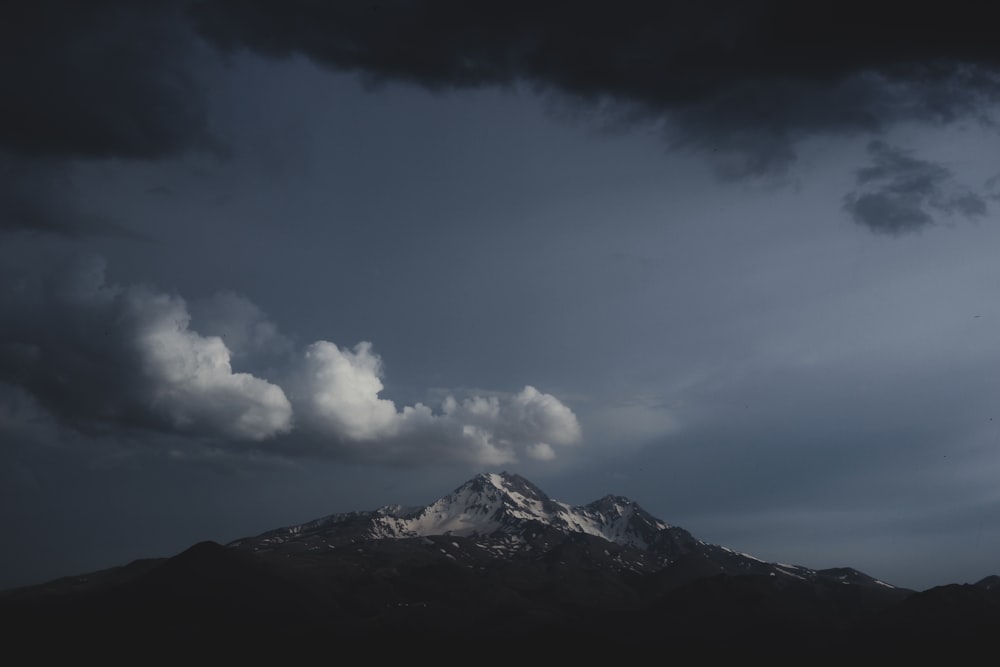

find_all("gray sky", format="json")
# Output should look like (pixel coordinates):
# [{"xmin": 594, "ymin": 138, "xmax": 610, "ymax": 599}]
[{"xmin": 3, "ymin": 1, "xmax": 1000, "ymax": 591}]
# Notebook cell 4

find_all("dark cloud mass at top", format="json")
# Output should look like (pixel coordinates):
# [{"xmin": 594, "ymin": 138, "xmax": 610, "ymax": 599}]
[
  {"xmin": 1, "ymin": 1, "xmax": 216, "ymax": 236},
  {"xmin": 189, "ymin": 0, "xmax": 1000, "ymax": 174},
  {"xmin": 1, "ymin": 0, "xmax": 213, "ymax": 160},
  {"xmin": 3, "ymin": 0, "xmax": 1000, "ymax": 236},
  {"xmin": 190, "ymin": 0, "xmax": 1000, "ymax": 100},
  {"xmin": 3, "ymin": 0, "xmax": 999, "ymax": 169}
]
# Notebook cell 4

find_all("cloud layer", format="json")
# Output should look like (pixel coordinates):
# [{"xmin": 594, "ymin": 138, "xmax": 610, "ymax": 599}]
[{"xmin": 0, "ymin": 258, "xmax": 581, "ymax": 465}]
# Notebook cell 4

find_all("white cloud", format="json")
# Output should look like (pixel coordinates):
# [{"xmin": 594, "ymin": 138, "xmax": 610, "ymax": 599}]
[
  {"xmin": 2, "ymin": 257, "xmax": 582, "ymax": 464},
  {"xmin": 526, "ymin": 442, "xmax": 557, "ymax": 461},
  {"xmin": 125, "ymin": 288, "xmax": 293, "ymax": 440},
  {"xmin": 507, "ymin": 385, "xmax": 583, "ymax": 445},
  {"xmin": 290, "ymin": 341, "xmax": 582, "ymax": 465},
  {"xmin": 291, "ymin": 340, "xmax": 400, "ymax": 441}
]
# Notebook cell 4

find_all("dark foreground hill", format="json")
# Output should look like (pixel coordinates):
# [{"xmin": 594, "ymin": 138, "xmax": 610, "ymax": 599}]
[{"xmin": 2, "ymin": 472, "xmax": 998, "ymax": 660}]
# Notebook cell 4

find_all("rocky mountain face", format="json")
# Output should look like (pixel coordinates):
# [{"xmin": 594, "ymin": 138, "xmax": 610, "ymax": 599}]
[{"xmin": 2, "ymin": 472, "xmax": 997, "ymax": 659}]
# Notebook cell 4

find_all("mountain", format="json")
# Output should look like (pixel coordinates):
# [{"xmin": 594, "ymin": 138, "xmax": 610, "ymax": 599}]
[
  {"xmin": 1, "ymin": 472, "xmax": 996, "ymax": 659},
  {"xmin": 229, "ymin": 471, "xmax": 895, "ymax": 589}
]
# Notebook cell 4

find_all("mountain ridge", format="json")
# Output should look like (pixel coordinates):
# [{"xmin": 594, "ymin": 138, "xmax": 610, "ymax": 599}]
[
  {"xmin": 232, "ymin": 471, "xmax": 676, "ymax": 553},
  {"xmin": 4, "ymin": 471, "xmax": 999, "ymax": 659},
  {"xmin": 226, "ymin": 470, "xmax": 898, "ymax": 594}
]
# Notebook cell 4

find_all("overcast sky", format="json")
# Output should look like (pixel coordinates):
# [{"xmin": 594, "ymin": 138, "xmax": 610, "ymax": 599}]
[{"xmin": 3, "ymin": 0, "xmax": 1000, "ymax": 591}]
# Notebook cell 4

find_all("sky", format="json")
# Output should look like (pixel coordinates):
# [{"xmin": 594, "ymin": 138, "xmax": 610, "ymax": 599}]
[{"xmin": 3, "ymin": 0, "xmax": 1000, "ymax": 592}]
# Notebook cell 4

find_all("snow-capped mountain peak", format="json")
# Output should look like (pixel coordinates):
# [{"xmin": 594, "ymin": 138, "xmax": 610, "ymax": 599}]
[
  {"xmin": 365, "ymin": 471, "xmax": 674, "ymax": 548},
  {"xmin": 366, "ymin": 471, "xmax": 556, "ymax": 538},
  {"xmin": 219, "ymin": 472, "xmax": 902, "ymax": 595},
  {"xmin": 238, "ymin": 471, "xmax": 676, "ymax": 552}
]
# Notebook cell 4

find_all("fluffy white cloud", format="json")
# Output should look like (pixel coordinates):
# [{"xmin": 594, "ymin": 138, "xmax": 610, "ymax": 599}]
[
  {"xmin": 526, "ymin": 442, "xmax": 557, "ymax": 461},
  {"xmin": 125, "ymin": 288, "xmax": 293, "ymax": 440},
  {"xmin": 2, "ymin": 257, "xmax": 582, "ymax": 463},
  {"xmin": 292, "ymin": 341, "xmax": 400, "ymax": 440},
  {"xmin": 290, "ymin": 341, "xmax": 582, "ymax": 465},
  {"xmin": 442, "ymin": 385, "xmax": 582, "ymax": 449},
  {"xmin": 507, "ymin": 385, "xmax": 583, "ymax": 445}
]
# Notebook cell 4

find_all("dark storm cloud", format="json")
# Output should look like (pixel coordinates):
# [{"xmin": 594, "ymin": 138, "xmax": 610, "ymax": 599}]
[
  {"xmin": 5, "ymin": 1, "xmax": 999, "ymax": 238},
  {"xmin": 0, "ymin": 1, "xmax": 219, "ymax": 236},
  {"xmin": 190, "ymin": 0, "xmax": 1000, "ymax": 175},
  {"xmin": 1, "ymin": 1, "xmax": 214, "ymax": 160},
  {"xmin": 844, "ymin": 141, "xmax": 988, "ymax": 234}
]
